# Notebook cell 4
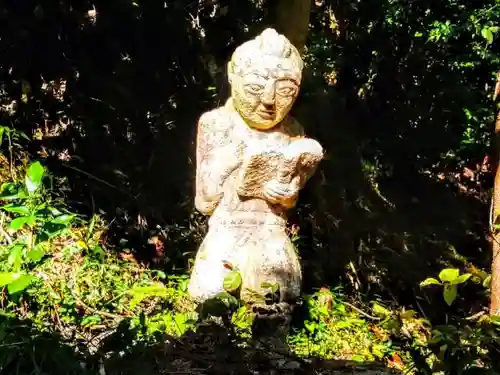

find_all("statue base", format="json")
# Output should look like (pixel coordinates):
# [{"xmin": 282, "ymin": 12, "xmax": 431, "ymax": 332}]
[{"xmin": 250, "ymin": 301, "xmax": 294, "ymax": 352}]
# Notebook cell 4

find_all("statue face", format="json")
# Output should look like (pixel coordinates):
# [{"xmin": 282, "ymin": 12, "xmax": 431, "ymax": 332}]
[{"xmin": 230, "ymin": 56, "xmax": 301, "ymax": 130}]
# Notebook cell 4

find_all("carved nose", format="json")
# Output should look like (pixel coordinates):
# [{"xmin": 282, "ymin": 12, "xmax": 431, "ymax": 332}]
[
  {"xmin": 262, "ymin": 102, "xmax": 275, "ymax": 111},
  {"xmin": 261, "ymin": 84, "xmax": 275, "ymax": 105}
]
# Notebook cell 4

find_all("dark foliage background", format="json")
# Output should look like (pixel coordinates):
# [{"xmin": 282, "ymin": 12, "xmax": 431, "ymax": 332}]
[{"xmin": 0, "ymin": 0, "xmax": 499, "ymax": 321}]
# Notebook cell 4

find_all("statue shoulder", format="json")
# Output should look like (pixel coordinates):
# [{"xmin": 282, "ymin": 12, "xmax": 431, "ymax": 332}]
[
  {"xmin": 284, "ymin": 115, "xmax": 305, "ymax": 138},
  {"xmin": 198, "ymin": 107, "xmax": 236, "ymax": 134}
]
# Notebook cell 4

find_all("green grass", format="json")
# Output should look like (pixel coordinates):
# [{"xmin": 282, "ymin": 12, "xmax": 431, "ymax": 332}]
[{"xmin": 0, "ymin": 160, "xmax": 498, "ymax": 375}]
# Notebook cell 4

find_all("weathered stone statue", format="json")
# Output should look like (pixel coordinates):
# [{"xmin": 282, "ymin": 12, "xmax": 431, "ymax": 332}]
[{"xmin": 188, "ymin": 28, "xmax": 324, "ymax": 324}]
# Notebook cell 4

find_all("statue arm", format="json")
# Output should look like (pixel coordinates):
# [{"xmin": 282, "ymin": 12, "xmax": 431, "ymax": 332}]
[
  {"xmin": 264, "ymin": 118, "xmax": 323, "ymax": 208},
  {"xmin": 288, "ymin": 119, "xmax": 323, "ymax": 188},
  {"xmin": 237, "ymin": 119, "xmax": 323, "ymax": 209},
  {"xmin": 195, "ymin": 110, "xmax": 242, "ymax": 215}
]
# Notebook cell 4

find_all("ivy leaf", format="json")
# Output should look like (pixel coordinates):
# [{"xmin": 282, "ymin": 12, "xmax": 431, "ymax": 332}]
[
  {"xmin": 439, "ymin": 268, "xmax": 460, "ymax": 283},
  {"xmin": 443, "ymin": 284, "xmax": 458, "ymax": 306},
  {"xmin": 420, "ymin": 277, "xmax": 441, "ymax": 287},
  {"xmin": 223, "ymin": 271, "xmax": 242, "ymax": 293}
]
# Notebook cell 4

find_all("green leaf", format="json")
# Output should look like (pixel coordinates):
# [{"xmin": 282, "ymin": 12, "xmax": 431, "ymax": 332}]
[
  {"xmin": 232, "ymin": 305, "xmax": 254, "ymax": 328},
  {"xmin": 443, "ymin": 284, "xmax": 457, "ymax": 306},
  {"xmin": 50, "ymin": 214, "xmax": 75, "ymax": 226},
  {"xmin": 483, "ymin": 275, "xmax": 492, "ymax": 289},
  {"xmin": 0, "ymin": 182, "xmax": 27, "ymax": 201},
  {"xmin": 372, "ymin": 302, "xmax": 391, "ymax": 317},
  {"xmin": 439, "ymin": 268, "xmax": 460, "ymax": 283},
  {"xmin": 174, "ymin": 313, "xmax": 188, "ymax": 335},
  {"xmin": 223, "ymin": 271, "xmax": 242, "ymax": 293},
  {"xmin": 15, "ymin": 131, "xmax": 31, "ymax": 142},
  {"xmin": 0, "ymin": 191, "xmax": 28, "ymax": 201},
  {"xmin": 27, "ymin": 244, "xmax": 46, "ymax": 262},
  {"xmin": 351, "ymin": 355, "xmax": 366, "ymax": 362},
  {"xmin": 489, "ymin": 316, "xmax": 500, "ymax": 326},
  {"xmin": 7, "ymin": 274, "xmax": 36, "ymax": 294},
  {"xmin": 25, "ymin": 161, "xmax": 45, "ymax": 194},
  {"xmin": 335, "ymin": 318, "xmax": 365, "ymax": 329},
  {"xmin": 261, "ymin": 281, "xmax": 280, "ymax": 293},
  {"xmin": 41, "ymin": 222, "xmax": 64, "ymax": 238},
  {"xmin": 128, "ymin": 284, "xmax": 170, "ymax": 309},
  {"xmin": 9, "ymin": 216, "xmax": 28, "ymax": 230},
  {"xmin": 304, "ymin": 320, "xmax": 316, "ymax": 333},
  {"xmin": 0, "ymin": 204, "xmax": 30, "ymax": 216},
  {"xmin": 420, "ymin": 277, "xmax": 441, "ymax": 287},
  {"xmin": 481, "ymin": 28, "xmax": 494, "ymax": 44},
  {"xmin": 198, "ymin": 297, "xmax": 230, "ymax": 318},
  {"xmin": 450, "ymin": 273, "xmax": 471, "ymax": 285},
  {"xmin": 81, "ymin": 315, "xmax": 102, "ymax": 328},
  {"xmin": 371, "ymin": 343, "xmax": 387, "ymax": 359},
  {"xmin": 271, "ymin": 283, "xmax": 279, "ymax": 294},
  {"xmin": 7, "ymin": 244, "xmax": 24, "ymax": 271},
  {"xmin": 0, "ymin": 272, "xmax": 18, "ymax": 287},
  {"xmin": 25, "ymin": 178, "xmax": 37, "ymax": 195},
  {"xmin": 48, "ymin": 207, "xmax": 62, "ymax": 216},
  {"xmin": 215, "ymin": 291, "xmax": 239, "ymax": 308},
  {"xmin": 25, "ymin": 215, "xmax": 36, "ymax": 227}
]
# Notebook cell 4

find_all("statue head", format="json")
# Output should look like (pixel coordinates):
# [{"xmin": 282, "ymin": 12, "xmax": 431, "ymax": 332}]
[{"xmin": 228, "ymin": 28, "xmax": 304, "ymax": 130}]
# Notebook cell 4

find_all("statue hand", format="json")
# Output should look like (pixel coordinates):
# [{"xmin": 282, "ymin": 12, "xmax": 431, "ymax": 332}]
[
  {"xmin": 217, "ymin": 141, "xmax": 244, "ymax": 173},
  {"xmin": 262, "ymin": 177, "xmax": 300, "ymax": 209}
]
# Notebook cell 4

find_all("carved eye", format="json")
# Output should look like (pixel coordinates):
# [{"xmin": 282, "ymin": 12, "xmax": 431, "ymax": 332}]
[
  {"xmin": 245, "ymin": 84, "xmax": 264, "ymax": 94},
  {"xmin": 277, "ymin": 86, "xmax": 296, "ymax": 96}
]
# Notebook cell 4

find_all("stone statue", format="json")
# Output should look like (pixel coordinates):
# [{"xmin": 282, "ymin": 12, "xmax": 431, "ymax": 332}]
[{"xmin": 188, "ymin": 28, "xmax": 324, "ymax": 320}]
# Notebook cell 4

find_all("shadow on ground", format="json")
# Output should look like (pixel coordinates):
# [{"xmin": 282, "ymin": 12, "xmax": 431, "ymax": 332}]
[{"xmin": 0, "ymin": 315, "xmax": 396, "ymax": 375}]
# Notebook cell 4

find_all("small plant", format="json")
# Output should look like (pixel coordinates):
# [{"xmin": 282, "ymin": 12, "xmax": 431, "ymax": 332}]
[
  {"xmin": 0, "ymin": 161, "xmax": 76, "ymax": 295},
  {"xmin": 420, "ymin": 268, "xmax": 472, "ymax": 306}
]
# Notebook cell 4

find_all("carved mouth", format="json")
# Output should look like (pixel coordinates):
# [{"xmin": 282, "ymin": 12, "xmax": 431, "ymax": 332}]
[{"xmin": 257, "ymin": 109, "xmax": 275, "ymax": 120}]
